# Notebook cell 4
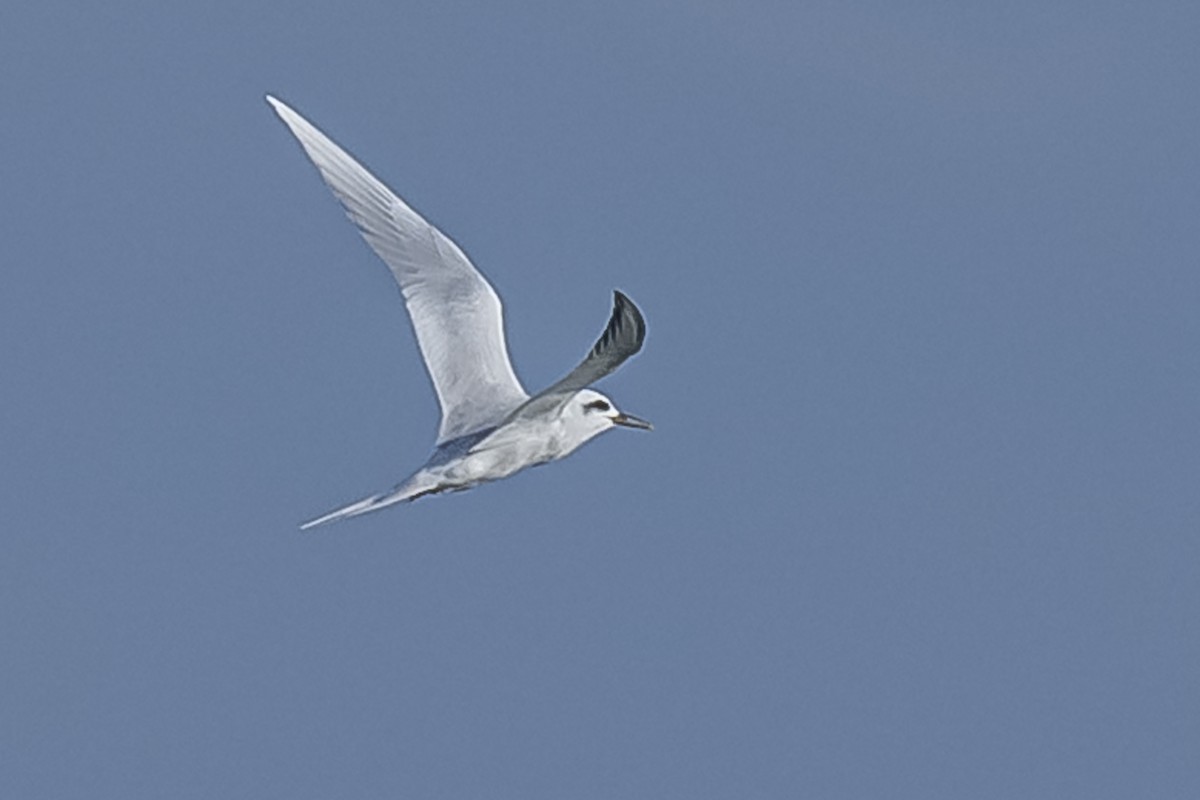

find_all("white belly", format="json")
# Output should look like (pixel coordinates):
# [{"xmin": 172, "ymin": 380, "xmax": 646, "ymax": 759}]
[{"xmin": 437, "ymin": 418, "xmax": 569, "ymax": 487}]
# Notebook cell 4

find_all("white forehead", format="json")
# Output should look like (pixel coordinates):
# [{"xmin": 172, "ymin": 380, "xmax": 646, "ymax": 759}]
[{"xmin": 574, "ymin": 389, "xmax": 612, "ymax": 405}]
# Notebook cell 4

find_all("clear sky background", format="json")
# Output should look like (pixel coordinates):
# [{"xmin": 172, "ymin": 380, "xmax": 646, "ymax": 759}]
[{"xmin": 3, "ymin": 2, "xmax": 1197, "ymax": 798}]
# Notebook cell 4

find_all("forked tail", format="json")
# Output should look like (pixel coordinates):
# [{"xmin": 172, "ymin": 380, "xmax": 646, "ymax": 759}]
[{"xmin": 299, "ymin": 479, "xmax": 440, "ymax": 530}]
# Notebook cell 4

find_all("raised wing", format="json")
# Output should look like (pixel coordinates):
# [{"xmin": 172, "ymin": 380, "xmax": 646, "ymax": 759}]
[
  {"xmin": 545, "ymin": 290, "xmax": 646, "ymax": 395},
  {"xmin": 507, "ymin": 291, "xmax": 645, "ymax": 424},
  {"xmin": 267, "ymin": 96, "xmax": 529, "ymax": 442}
]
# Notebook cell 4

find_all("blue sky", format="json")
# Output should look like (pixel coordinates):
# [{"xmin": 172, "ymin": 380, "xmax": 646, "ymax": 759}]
[{"xmin": 3, "ymin": 2, "xmax": 1197, "ymax": 797}]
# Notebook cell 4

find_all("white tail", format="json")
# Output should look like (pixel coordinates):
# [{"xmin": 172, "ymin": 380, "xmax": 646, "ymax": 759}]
[{"xmin": 299, "ymin": 479, "xmax": 440, "ymax": 530}]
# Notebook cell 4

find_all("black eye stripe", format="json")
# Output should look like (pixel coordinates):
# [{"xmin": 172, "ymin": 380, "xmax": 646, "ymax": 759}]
[{"xmin": 584, "ymin": 399, "xmax": 611, "ymax": 412}]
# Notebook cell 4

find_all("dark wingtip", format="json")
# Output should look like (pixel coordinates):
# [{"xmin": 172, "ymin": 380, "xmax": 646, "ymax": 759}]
[{"xmin": 612, "ymin": 289, "xmax": 646, "ymax": 350}]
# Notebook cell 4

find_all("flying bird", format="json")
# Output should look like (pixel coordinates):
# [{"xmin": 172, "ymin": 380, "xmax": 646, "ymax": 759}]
[{"xmin": 266, "ymin": 96, "xmax": 651, "ymax": 529}]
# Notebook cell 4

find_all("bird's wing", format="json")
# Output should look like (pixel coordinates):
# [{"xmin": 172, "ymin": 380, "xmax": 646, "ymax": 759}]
[
  {"xmin": 267, "ymin": 95, "xmax": 529, "ymax": 442},
  {"xmin": 507, "ymin": 291, "xmax": 646, "ymax": 422}
]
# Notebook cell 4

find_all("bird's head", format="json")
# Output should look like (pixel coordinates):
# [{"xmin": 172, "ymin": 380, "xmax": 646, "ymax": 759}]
[{"xmin": 562, "ymin": 389, "xmax": 652, "ymax": 446}]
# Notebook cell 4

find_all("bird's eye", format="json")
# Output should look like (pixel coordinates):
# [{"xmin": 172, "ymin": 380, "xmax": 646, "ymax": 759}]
[{"xmin": 584, "ymin": 399, "xmax": 611, "ymax": 412}]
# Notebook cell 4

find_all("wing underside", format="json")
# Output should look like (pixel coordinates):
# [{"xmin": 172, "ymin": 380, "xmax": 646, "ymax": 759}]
[{"xmin": 267, "ymin": 95, "xmax": 529, "ymax": 441}]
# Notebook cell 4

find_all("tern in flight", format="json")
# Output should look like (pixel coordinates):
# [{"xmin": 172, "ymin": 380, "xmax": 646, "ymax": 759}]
[{"xmin": 266, "ymin": 96, "xmax": 651, "ymax": 529}]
